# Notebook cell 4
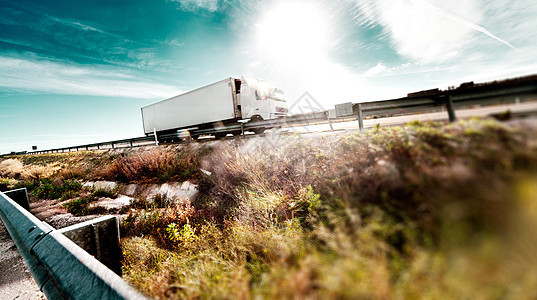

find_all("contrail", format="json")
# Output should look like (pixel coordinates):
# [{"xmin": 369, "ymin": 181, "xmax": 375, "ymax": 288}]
[{"xmin": 411, "ymin": 0, "xmax": 518, "ymax": 50}]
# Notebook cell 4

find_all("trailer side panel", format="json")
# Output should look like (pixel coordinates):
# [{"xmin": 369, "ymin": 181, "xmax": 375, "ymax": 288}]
[{"xmin": 141, "ymin": 78, "xmax": 237, "ymax": 134}]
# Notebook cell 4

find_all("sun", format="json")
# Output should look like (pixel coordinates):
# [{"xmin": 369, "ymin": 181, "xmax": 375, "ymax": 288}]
[{"xmin": 255, "ymin": 1, "xmax": 329, "ymax": 64}]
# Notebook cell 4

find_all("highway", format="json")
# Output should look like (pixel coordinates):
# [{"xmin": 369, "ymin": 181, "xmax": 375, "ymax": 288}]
[{"xmin": 290, "ymin": 101, "xmax": 537, "ymax": 134}]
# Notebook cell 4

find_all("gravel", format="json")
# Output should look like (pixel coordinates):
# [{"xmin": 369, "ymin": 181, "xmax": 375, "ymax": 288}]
[{"xmin": 0, "ymin": 220, "xmax": 45, "ymax": 300}]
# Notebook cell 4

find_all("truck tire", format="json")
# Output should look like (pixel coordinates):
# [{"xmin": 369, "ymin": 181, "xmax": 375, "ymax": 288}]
[
  {"xmin": 214, "ymin": 132, "xmax": 227, "ymax": 139},
  {"xmin": 250, "ymin": 115, "xmax": 265, "ymax": 134}
]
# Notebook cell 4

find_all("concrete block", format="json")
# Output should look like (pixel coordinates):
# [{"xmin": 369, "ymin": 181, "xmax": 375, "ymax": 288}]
[{"xmin": 58, "ymin": 215, "xmax": 122, "ymax": 275}]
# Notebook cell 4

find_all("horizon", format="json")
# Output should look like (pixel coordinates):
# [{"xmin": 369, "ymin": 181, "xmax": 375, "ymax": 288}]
[{"xmin": 1, "ymin": 0, "xmax": 537, "ymax": 153}]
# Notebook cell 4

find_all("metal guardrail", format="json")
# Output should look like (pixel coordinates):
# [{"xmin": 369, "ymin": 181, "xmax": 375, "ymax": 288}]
[
  {"xmin": 349, "ymin": 75, "xmax": 537, "ymax": 132},
  {"xmin": 28, "ymin": 136, "xmax": 156, "ymax": 155},
  {"xmin": 0, "ymin": 191, "xmax": 146, "ymax": 299}
]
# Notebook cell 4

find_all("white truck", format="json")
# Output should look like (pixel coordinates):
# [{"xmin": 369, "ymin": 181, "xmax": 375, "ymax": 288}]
[{"xmin": 141, "ymin": 77, "xmax": 288, "ymax": 140}]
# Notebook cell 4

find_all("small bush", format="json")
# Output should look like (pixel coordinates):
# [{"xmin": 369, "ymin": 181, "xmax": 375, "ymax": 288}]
[
  {"xmin": 33, "ymin": 179, "xmax": 82, "ymax": 200},
  {"xmin": 64, "ymin": 195, "xmax": 106, "ymax": 216},
  {"xmin": 121, "ymin": 200, "xmax": 197, "ymax": 248},
  {"xmin": 91, "ymin": 188, "xmax": 117, "ymax": 199},
  {"xmin": 152, "ymin": 193, "xmax": 169, "ymax": 208},
  {"xmin": 97, "ymin": 147, "xmax": 201, "ymax": 183},
  {"xmin": 60, "ymin": 190, "xmax": 80, "ymax": 201},
  {"xmin": 13, "ymin": 180, "xmax": 41, "ymax": 192}
]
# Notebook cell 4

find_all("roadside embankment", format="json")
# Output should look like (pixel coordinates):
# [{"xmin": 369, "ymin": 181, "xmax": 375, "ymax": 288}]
[{"xmin": 2, "ymin": 117, "xmax": 537, "ymax": 299}]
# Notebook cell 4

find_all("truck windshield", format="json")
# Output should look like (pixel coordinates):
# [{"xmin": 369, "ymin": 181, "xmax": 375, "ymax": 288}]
[
  {"xmin": 256, "ymin": 88, "xmax": 286, "ymax": 102},
  {"xmin": 272, "ymin": 89, "xmax": 286, "ymax": 101}
]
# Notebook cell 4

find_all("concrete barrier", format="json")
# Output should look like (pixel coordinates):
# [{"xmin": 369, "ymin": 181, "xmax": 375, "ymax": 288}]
[
  {"xmin": 59, "ymin": 216, "xmax": 123, "ymax": 275},
  {"xmin": 4, "ymin": 187, "xmax": 30, "ymax": 211}
]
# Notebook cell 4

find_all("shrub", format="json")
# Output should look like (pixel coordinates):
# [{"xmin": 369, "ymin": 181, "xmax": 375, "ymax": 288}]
[
  {"xmin": 121, "ymin": 200, "xmax": 197, "ymax": 248},
  {"xmin": 129, "ymin": 193, "xmax": 169, "ymax": 210},
  {"xmin": 91, "ymin": 188, "xmax": 117, "ymax": 199},
  {"xmin": 98, "ymin": 147, "xmax": 201, "ymax": 183},
  {"xmin": 152, "ymin": 193, "xmax": 169, "ymax": 208},
  {"xmin": 0, "ymin": 159, "xmax": 23, "ymax": 179},
  {"xmin": 63, "ymin": 195, "xmax": 106, "ymax": 216},
  {"xmin": 33, "ymin": 179, "xmax": 82, "ymax": 200},
  {"xmin": 13, "ymin": 180, "xmax": 41, "ymax": 192}
]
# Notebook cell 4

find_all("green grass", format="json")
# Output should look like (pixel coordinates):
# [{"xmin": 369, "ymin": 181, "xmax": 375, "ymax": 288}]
[
  {"xmin": 31, "ymin": 178, "xmax": 82, "ymax": 199},
  {"xmin": 63, "ymin": 195, "xmax": 107, "ymax": 216},
  {"xmin": 91, "ymin": 188, "xmax": 118, "ymax": 199}
]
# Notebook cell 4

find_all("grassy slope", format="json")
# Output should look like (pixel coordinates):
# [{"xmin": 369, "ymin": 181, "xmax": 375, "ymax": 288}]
[{"xmin": 2, "ymin": 118, "xmax": 537, "ymax": 299}]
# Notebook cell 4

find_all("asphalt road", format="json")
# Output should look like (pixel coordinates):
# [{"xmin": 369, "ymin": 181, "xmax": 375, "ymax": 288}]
[{"xmin": 0, "ymin": 220, "xmax": 45, "ymax": 300}]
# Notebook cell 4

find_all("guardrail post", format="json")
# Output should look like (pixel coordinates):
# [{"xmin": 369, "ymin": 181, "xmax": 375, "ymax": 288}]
[
  {"xmin": 327, "ymin": 116, "xmax": 334, "ymax": 131},
  {"xmin": 357, "ymin": 103, "xmax": 364, "ymax": 133},
  {"xmin": 153, "ymin": 128, "xmax": 159, "ymax": 146},
  {"xmin": 446, "ymin": 95, "xmax": 457, "ymax": 122}
]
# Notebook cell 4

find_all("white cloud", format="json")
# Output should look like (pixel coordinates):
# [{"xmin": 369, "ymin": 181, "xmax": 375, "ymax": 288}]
[
  {"xmin": 170, "ymin": 0, "xmax": 221, "ymax": 12},
  {"xmin": 363, "ymin": 62, "xmax": 387, "ymax": 77},
  {"xmin": 349, "ymin": 0, "xmax": 487, "ymax": 63},
  {"xmin": 0, "ymin": 55, "xmax": 182, "ymax": 99},
  {"xmin": 49, "ymin": 16, "xmax": 105, "ymax": 33}
]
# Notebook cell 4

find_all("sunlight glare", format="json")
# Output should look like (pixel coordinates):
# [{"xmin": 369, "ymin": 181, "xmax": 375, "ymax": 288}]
[{"xmin": 256, "ymin": 2, "xmax": 328, "ymax": 64}]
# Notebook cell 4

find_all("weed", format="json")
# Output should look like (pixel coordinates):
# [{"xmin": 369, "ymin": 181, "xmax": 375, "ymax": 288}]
[
  {"xmin": 60, "ymin": 190, "xmax": 80, "ymax": 201},
  {"xmin": 152, "ymin": 193, "xmax": 169, "ymax": 208},
  {"xmin": 13, "ymin": 180, "xmax": 41, "ymax": 192},
  {"xmin": 166, "ymin": 223, "xmax": 198, "ymax": 246},
  {"xmin": 63, "ymin": 195, "xmax": 105, "ymax": 216},
  {"xmin": 91, "ymin": 188, "xmax": 117, "ymax": 199},
  {"xmin": 97, "ymin": 147, "xmax": 201, "ymax": 183},
  {"xmin": 121, "ymin": 200, "xmax": 197, "ymax": 248},
  {"xmin": 33, "ymin": 179, "xmax": 82, "ymax": 200}
]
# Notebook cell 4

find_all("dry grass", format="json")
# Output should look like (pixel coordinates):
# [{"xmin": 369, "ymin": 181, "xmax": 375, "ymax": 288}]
[
  {"xmin": 120, "ymin": 118, "xmax": 537, "ymax": 299},
  {"xmin": 3, "ymin": 118, "xmax": 537, "ymax": 298},
  {"xmin": 95, "ymin": 146, "xmax": 202, "ymax": 184},
  {"xmin": 0, "ymin": 158, "xmax": 61, "ymax": 180}
]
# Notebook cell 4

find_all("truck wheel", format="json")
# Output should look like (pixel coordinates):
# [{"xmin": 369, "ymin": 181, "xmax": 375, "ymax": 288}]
[
  {"xmin": 214, "ymin": 132, "xmax": 227, "ymax": 139},
  {"xmin": 250, "ymin": 115, "xmax": 265, "ymax": 134}
]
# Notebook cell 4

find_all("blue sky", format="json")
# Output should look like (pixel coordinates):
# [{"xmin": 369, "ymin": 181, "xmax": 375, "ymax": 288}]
[{"xmin": 1, "ymin": 0, "xmax": 536, "ymax": 153}]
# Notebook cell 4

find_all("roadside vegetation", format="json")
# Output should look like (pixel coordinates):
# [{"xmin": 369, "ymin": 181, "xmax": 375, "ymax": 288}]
[{"xmin": 2, "ymin": 117, "xmax": 537, "ymax": 298}]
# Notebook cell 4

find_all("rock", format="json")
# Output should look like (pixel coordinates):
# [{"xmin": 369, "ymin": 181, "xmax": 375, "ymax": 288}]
[
  {"xmin": 91, "ymin": 195, "xmax": 132, "ymax": 210},
  {"xmin": 146, "ymin": 181, "xmax": 198, "ymax": 202},
  {"xmin": 83, "ymin": 181, "xmax": 117, "ymax": 191},
  {"xmin": 125, "ymin": 184, "xmax": 138, "ymax": 196},
  {"xmin": 200, "ymin": 169, "xmax": 212, "ymax": 176}
]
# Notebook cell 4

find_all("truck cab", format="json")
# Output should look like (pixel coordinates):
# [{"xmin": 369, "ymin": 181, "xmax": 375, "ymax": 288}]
[{"xmin": 236, "ymin": 76, "xmax": 288, "ymax": 122}]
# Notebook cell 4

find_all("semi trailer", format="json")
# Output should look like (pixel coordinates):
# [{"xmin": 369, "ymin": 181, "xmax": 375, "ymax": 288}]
[{"xmin": 141, "ymin": 77, "xmax": 288, "ymax": 140}]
